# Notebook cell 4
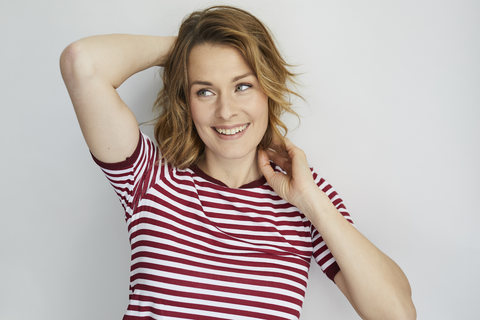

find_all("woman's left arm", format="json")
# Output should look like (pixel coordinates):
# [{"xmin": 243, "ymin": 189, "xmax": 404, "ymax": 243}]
[{"xmin": 258, "ymin": 139, "xmax": 416, "ymax": 320}]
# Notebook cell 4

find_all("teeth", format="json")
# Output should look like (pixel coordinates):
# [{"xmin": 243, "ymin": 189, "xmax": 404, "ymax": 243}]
[{"xmin": 215, "ymin": 124, "xmax": 248, "ymax": 135}]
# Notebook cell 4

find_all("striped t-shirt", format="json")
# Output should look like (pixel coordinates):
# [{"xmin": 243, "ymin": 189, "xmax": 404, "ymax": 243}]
[{"xmin": 92, "ymin": 131, "xmax": 354, "ymax": 320}]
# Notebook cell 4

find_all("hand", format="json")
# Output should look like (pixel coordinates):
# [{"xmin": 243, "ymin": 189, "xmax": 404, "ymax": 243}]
[{"xmin": 257, "ymin": 137, "xmax": 319, "ymax": 212}]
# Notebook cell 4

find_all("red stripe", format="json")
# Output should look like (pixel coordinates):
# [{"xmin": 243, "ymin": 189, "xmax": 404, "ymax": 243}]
[
  {"xmin": 202, "ymin": 209, "xmax": 309, "ymax": 226},
  {"xmin": 191, "ymin": 177, "xmax": 280, "ymax": 198},
  {"xmin": 131, "ymin": 261, "xmax": 306, "ymax": 296},
  {"xmin": 92, "ymin": 132, "xmax": 355, "ymax": 320},
  {"xmin": 130, "ymin": 224, "xmax": 310, "ymax": 267},
  {"xmin": 199, "ymin": 191, "xmax": 292, "ymax": 210},
  {"xmin": 129, "ymin": 214, "xmax": 310, "ymax": 259},
  {"xmin": 131, "ymin": 272, "xmax": 303, "ymax": 305},
  {"xmin": 156, "ymin": 163, "xmax": 201, "ymax": 201},
  {"xmin": 131, "ymin": 262, "xmax": 305, "ymax": 296},
  {"xmin": 131, "ymin": 249, "xmax": 308, "ymax": 287},
  {"xmin": 125, "ymin": 303, "xmax": 227, "ymax": 320},
  {"xmin": 208, "ymin": 221, "xmax": 311, "ymax": 237},
  {"xmin": 132, "ymin": 240, "xmax": 309, "ymax": 277},
  {"xmin": 133, "ymin": 283, "xmax": 301, "ymax": 316},
  {"xmin": 128, "ymin": 292, "xmax": 299, "ymax": 320}
]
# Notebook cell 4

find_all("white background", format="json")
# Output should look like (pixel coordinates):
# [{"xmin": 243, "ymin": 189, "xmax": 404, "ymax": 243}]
[{"xmin": 1, "ymin": 0, "xmax": 479, "ymax": 319}]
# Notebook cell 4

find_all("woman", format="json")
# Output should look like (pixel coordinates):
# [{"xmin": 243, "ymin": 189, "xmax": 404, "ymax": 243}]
[{"xmin": 60, "ymin": 5, "xmax": 415, "ymax": 320}]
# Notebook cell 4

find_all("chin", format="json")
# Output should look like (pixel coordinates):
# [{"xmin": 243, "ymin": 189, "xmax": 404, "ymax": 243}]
[{"xmin": 212, "ymin": 145, "xmax": 258, "ymax": 161}]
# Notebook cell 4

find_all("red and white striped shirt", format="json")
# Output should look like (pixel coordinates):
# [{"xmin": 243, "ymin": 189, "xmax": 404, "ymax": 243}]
[{"xmin": 92, "ymin": 131, "xmax": 354, "ymax": 320}]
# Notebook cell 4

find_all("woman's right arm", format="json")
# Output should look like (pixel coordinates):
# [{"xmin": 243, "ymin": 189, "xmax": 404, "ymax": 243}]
[{"xmin": 59, "ymin": 34, "xmax": 176, "ymax": 163}]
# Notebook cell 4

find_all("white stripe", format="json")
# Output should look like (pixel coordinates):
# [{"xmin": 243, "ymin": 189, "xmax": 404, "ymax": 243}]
[
  {"xmin": 132, "ymin": 255, "xmax": 307, "ymax": 292},
  {"xmin": 313, "ymin": 241, "xmax": 331, "ymax": 262},
  {"xmin": 132, "ymin": 277, "xmax": 303, "ymax": 313},
  {"xmin": 131, "ymin": 244, "xmax": 309, "ymax": 282},
  {"xmin": 195, "ymin": 184, "xmax": 289, "ymax": 205},
  {"xmin": 161, "ymin": 162, "xmax": 199, "ymax": 194},
  {"xmin": 130, "ymin": 223, "xmax": 309, "ymax": 272},
  {"xmin": 206, "ymin": 216, "xmax": 310, "ymax": 231},
  {"xmin": 129, "ymin": 287, "xmax": 299, "ymax": 319},
  {"xmin": 320, "ymin": 256, "xmax": 336, "ymax": 272},
  {"xmin": 131, "ymin": 267, "xmax": 306, "ymax": 302},
  {"xmin": 148, "ymin": 179, "xmax": 201, "ymax": 208},
  {"xmin": 126, "ymin": 297, "xmax": 274, "ymax": 320},
  {"xmin": 203, "ymin": 203, "xmax": 303, "ymax": 219},
  {"xmin": 95, "ymin": 132, "xmax": 351, "ymax": 320},
  {"xmin": 192, "ymin": 175, "xmax": 280, "ymax": 197},
  {"xmin": 129, "ymin": 210, "xmax": 308, "ymax": 262}
]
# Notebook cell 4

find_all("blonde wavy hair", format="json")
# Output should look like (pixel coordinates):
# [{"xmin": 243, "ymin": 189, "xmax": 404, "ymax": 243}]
[{"xmin": 154, "ymin": 5, "xmax": 300, "ymax": 169}]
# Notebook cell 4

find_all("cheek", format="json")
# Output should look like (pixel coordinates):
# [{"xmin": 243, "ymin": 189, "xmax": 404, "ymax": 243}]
[
  {"xmin": 257, "ymin": 95, "xmax": 269, "ymax": 127},
  {"xmin": 189, "ymin": 100, "xmax": 204, "ymax": 128}
]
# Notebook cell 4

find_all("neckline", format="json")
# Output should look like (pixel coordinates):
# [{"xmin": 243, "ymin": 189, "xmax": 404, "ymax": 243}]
[{"xmin": 190, "ymin": 165, "xmax": 267, "ymax": 189}]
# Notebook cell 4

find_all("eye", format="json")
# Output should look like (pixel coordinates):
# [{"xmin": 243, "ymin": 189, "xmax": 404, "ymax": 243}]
[
  {"xmin": 235, "ymin": 83, "xmax": 252, "ymax": 92},
  {"xmin": 196, "ymin": 89, "xmax": 214, "ymax": 97}
]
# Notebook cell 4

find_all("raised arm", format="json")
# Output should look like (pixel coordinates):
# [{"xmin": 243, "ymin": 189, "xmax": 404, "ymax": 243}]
[
  {"xmin": 59, "ymin": 34, "xmax": 175, "ymax": 163},
  {"xmin": 258, "ymin": 140, "xmax": 416, "ymax": 319}
]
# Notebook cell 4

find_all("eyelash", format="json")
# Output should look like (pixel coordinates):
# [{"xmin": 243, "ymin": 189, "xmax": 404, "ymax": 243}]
[
  {"xmin": 196, "ymin": 89, "xmax": 212, "ymax": 97},
  {"xmin": 236, "ymin": 83, "xmax": 252, "ymax": 91},
  {"xmin": 196, "ymin": 83, "xmax": 252, "ymax": 97}
]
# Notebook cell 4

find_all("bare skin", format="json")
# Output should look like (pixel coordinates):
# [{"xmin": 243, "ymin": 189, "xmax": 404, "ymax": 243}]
[
  {"xmin": 258, "ymin": 138, "xmax": 416, "ymax": 319},
  {"xmin": 60, "ymin": 33, "xmax": 416, "ymax": 319}
]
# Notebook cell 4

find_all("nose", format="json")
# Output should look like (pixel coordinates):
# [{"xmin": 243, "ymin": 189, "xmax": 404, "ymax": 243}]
[{"xmin": 215, "ymin": 93, "xmax": 237, "ymax": 120}]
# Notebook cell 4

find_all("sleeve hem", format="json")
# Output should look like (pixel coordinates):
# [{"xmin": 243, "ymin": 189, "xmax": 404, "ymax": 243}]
[
  {"xmin": 325, "ymin": 261, "xmax": 341, "ymax": 282},
  {"xmin": 90, "ymin": 130, "xmax": 143, "ymax": 170}
]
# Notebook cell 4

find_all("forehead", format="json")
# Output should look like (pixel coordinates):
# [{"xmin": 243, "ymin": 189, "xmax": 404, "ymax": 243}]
[{"xmin": 187, "ymin": 43, "xmax": 253, "ymax": 82}]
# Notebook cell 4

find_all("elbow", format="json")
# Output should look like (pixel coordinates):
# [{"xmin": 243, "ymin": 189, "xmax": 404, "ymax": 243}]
[
  {"xmin": 357, "ymin": 288, "xmax": 416, "ymax": 320},
  {"xmin": 379, "ymin": 292, "xmax": 417, "ymax": 320},
  {"xmin": 59, "ymin": 41, "xmax": 96, "ymax": 83},
  {"xmin": 387, "ymin": 298, "xmax": 416, "ymax": 320},
  {"xmin": 361, "ymin": 301, "xmax": 416, "ymax": 320},
  {"xmin": 405, "ymin": 305, "xmax": 417, "ymax": 320},
  {"xmin": 381, "ymin": 265, "xmax": 416, "ymax": 319},
  {"xmin": 398, "ymin": 296, "xmax": 417, "ymax": 320}
]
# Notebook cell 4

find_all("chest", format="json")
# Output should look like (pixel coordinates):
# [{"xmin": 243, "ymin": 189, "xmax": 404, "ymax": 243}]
[
  {"xmin": 125, "ymin": 177, "xmax": 313, "ymax": 316},
  {"xmin": 129, "ymin": 179, "xmax": 313, "ymax": 262}
]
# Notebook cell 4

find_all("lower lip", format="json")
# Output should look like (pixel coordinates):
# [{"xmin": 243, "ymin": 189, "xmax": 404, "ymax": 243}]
[{"xmin": 213, "ymin": 124, "xmax": 249, "ymax": 140}]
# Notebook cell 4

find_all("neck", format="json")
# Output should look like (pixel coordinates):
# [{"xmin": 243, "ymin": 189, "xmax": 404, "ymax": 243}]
[{"xmin": 197, "ymin": 151, "xmax": 261, "ymax": 188}]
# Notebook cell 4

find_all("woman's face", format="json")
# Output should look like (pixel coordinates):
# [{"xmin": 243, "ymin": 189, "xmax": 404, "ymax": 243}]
[{"xmin": 188, "ymin": 43, "xmax": 269, "ymax": 165}]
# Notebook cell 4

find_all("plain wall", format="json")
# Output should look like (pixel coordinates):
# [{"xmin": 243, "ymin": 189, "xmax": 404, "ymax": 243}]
[{"xmin": 1, "ymin": 0, "xmax": 479, "ymax": 319}]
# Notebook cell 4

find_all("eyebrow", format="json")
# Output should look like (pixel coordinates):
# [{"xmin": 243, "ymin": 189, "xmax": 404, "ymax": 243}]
[{"xmin": 190, "ymin": 72, "xmax": 254, "ymax": 86}]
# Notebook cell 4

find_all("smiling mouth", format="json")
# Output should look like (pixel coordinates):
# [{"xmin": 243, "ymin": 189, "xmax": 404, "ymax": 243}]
[{"xmin": 214, "ymin": 124, "xmax": 249, "ymax": 135}]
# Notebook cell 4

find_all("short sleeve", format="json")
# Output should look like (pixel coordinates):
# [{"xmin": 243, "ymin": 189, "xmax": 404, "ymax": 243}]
[
  {"xmin": 310, "ymin": 170, "xmax": 355, "ymax": 282},
  {"xmin": 90, "ymin": 131, "xmax": 158, "ymax": 219}
]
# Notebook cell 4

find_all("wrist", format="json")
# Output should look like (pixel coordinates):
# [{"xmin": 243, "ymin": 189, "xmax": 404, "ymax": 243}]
[
  {"xmin": 297, "ymin": 187, "xmax": 336, "ymax": 223},
  {"xmin": 154, "ymin": 36, "xmax": 176, "ymax": 66}
]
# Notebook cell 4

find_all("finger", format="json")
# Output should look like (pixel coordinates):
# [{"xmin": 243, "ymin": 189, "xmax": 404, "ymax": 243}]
[
  {"xmin": 269, "ymin": 134, "xmax": 289, "ymax": 156},
  {"xmin": 283, "ymin": 138, "xmax": 308, "ymax": 165},
  {"xmin": 258, "ymin": 149, "xmax": 289, "ymax": 197},
  {"xmin": 284, "ymin": 137, "xmax": 303, "ymax": 159},
  {"xmin": 283, "ymin": 139, "xmax": 314, "ymax": 184},
  {"xmin": 265, "ymin": 148, "xmax": 291, "ymax": 172}
]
